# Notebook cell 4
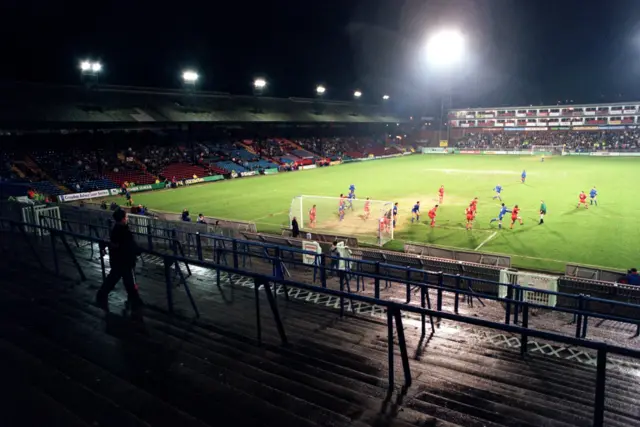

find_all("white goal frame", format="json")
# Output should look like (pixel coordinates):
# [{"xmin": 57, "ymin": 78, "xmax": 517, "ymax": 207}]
[
  {"xmin": 530, "ymin": 145, "xmax": 564, "ymax": 155},
  {"xmin": 499, "ymin": 270, "xmax": 558, "ymax": 307},
  {"xmin": 289, "ymin": 195, "xmax": 394, "ymax": 246}
]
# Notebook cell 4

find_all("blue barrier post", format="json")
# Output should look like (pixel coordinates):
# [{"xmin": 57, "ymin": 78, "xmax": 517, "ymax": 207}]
[
  {"xmin": 374, "ymin": 262, "xmax": 381, "ymax": 299},
  {"xmin": 593, "ymin": 348, "xmax": 607, "ymax": 427},
  {"xmin": 520, "ymin": 302, "xmax": 529, "ymax": 356},
  {"xmin": 505, "ymin": 284, "xmax": 513, "ymax": 325},
  {"xmin": 195, "ymin": 232, "xmax": 203, "ymax": 261},
  {"xmin": 513, "ymin": 285, "xmax": 520, "ymax": 325},
  {"xmin": 387, "ymin": 309, "xmax": 394, "ymax": 389},
  {"xmin": 232, "ymin": 239, "xmax": 239, "ymax": 269},
  {"xmin": 406, "ymin": 267, "xmax": 412, "ymax": 303},
  {"xmin": 437, "ymin": 273, "xmax": 444, "ymax": 312},
  {"xmin": 163, "ymin": 257, "xmax": 174, "ymax": 313},
  {"xmin": 50, "ymin": 231, "xmax": 59, "ymax": 276},
  {"xmin": 146, "ymin": 223, "xmax": 153, "ymax": 251},
  {"xmin": 454, "ymin": 274, "xmax": 461, "ymax": 314},
  {"xmin": 320, "ymin": 254, "xmax": 327, "ymax": 288},
  {"xmin": 575, "ymin": 294, "xmax": 585, "ymax": 339},
  {"xmin": 582, "ymin": 295, "xmax": 590, "ymax": 338}
]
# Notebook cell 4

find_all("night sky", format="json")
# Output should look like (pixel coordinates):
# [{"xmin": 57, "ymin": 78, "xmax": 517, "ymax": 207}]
[{"xmin": 2, "ymin": 0, "xmax": 640, "ymax": 110}]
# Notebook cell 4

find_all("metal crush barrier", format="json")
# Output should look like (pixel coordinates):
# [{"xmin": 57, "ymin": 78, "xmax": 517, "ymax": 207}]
[
  {"xmin": 404, "ymin": 242, "xmax": 511, "ymax": 268},
  {"xmin": 565, "ymin": 263, "xmax": 624, "ymax": 283}
]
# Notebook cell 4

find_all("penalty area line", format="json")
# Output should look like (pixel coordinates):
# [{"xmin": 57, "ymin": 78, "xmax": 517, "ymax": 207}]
[{"xmin": 474, "ymin": 231, "xmax": 497, "ymax": 251}]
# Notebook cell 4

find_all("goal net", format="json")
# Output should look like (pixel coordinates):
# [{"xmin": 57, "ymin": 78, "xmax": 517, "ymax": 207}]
[
  {"xmin": 289, "ymin": 195, "xmax": 394, "ymax": 246},
  {"xmin": 530, "ymin": 145, "xmax": 564, "ymax": 156},
  {"xmin": 499, "ymin": 270, "xmax": 558, "ymax": 307}
]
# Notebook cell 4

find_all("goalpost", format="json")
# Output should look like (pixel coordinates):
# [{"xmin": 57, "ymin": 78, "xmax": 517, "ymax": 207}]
[
  {"xmin": 530, "ymin": 145, "xmax": 565, "ymax": 156},
  {"xmin": 289, "ymin": 195, "xmax": 394, "ymax": 246},
  {"xmin": 499, "ymin": 270, "xmax": 558, "ymax": 307}
]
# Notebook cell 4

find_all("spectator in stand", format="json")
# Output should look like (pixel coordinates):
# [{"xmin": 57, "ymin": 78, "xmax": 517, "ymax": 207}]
[
  {"xmin": 197, "ymin": 213, "xmax": 207, "ymax": 224},
  {"xmin": 181, "ymin": 209, "xmax": 191, "ymax": 222},
  {"xmin": 620, "ymin": 268, "xmax": 640, "ymax": 286}
]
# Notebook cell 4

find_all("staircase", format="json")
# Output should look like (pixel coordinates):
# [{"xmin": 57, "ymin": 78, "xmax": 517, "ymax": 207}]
[
  {"xmin": 1, "ymin": 232, "xmax": 640, "ymax": 427},
  {"xmin": 10, "ymin": 165, "xmax": 25, "ymax": 179}
]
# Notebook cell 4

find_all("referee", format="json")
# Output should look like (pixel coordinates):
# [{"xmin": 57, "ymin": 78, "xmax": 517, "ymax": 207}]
[
  {"xmin": 539, "ymin": 200, "xmax": 547, "ymax": 225},
  {"xmin": 96, "ymin": 209, "xmax": 144, "ymax": 316}
]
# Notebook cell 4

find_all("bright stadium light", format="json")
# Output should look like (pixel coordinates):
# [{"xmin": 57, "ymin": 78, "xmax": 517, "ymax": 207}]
[
  {"xmin": 382, "ymin": 94, "xmax": 390, "ymax": 100},
  {"xmin": 80, "ymin": 61, "xmax": 91, "ymax": 71},
  {"xmin": 91, "ymin": 62, "xmax": 102, "ymax": 72},
  {"xmin": 80, "ymin": 60, "xmax": 102, "ymax": 74},
  {"xmin": 254, "ymin": 78, "xmax": 267, "ymax": 89},
  {"xmin": 316, "ymin": 85, "xmax": 326, "ymax": 95},
  {"xmin": 354, "ymin": 90, "xmax": 362, "ymax": 98},
  {"xmin": 425, "ymin": 29, "xmax": 465, "ymax": 67},
  {"xmin": 182, "ymin": 70, "xmax": 199, "ymax": 83}
]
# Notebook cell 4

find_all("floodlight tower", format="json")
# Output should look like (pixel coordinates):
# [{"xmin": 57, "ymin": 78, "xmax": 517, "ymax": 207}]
[
  {"xmin": 425, "ymin": 29, "xmax": 465, "ymax": 144},
  {"xmin": 314, "ymin": 85, "xmax": 327, "ymax": 115},
  {"xmin": 79, "ymin": 60, "xmax": 102, "ymax": 86},
  {"xmin": 252, "ymin": 78, "xmax": 267, "ymax": 114},
  {"xmin": 316, "ymin": 85, "xmax": 326, "ymax": 97}
]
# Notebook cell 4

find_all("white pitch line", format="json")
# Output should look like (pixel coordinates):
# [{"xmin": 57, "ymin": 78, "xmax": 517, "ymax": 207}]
[{"xmin": 474, "ymin": 231, "xmax": 497, "ymax": 251}]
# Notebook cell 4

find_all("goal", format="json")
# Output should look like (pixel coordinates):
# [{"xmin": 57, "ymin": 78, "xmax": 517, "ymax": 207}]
[
  {"xmin": 289, "ymin": 195, "xmax": 394, "ymax": 246},
  {"xmin": 530, "ymin": 145, "xmax": 564, "ymax": 156},
  {"xmin": 499, "ymin": 270, "xmax": 558, "ymax": 307}
]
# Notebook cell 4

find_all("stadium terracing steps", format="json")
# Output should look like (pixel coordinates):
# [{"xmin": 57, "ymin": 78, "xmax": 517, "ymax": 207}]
[{"xmin": 1, "ymin": 235, "xmax": 639, "ymax": 427}]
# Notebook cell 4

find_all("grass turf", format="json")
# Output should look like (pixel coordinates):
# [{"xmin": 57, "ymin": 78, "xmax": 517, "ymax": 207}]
[{"xmin": 105, "ymin": 155, "xmax": 640, "ymax": 273}]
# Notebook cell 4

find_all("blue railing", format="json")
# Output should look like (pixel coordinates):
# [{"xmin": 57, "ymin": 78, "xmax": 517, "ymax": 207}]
[{"xmin": 4, "ymin": 217, "xmax": 640, "ymax": 427}]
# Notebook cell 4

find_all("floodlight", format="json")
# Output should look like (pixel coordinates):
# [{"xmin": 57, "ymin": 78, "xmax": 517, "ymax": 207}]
[
  {"xmin": 80, "ymin": 61, "xmax": 91, "ymax": 71},
  {"xmin": 316, "ymin": 85, "xmax": 326, "ymax": 95},
  {"xmin": 425, "ymin": 29, "xmax": 465, "ymax": 67},
  {"xmin": 254, "ymin": 78, "xmax": 267, "ymax": 89},
  {"xmin": 182, "ymin": 70, "xmax": 199, "ymax": 83},
  {"xmin": 91, "ymin": 62, "xmax": 102, "ymax": 72},
  {"xmin": 382, "ymin": 94, "xmax": 390, "ymax": 100},
  {"xmin": 354, "ymin": 90, "xmax": 362, "ymax": 98}
]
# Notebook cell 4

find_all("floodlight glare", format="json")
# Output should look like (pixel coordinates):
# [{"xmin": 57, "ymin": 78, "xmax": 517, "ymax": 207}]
[
  {"xmin": 382, "ymin": 94, "xmax": 390, "ymax": 100},
  {"xmin": 254, "ymin": 78, "xmax": 267, "ymax": 89},
  {"xmin": 182, "ymin": 70, "xmax": 199, "ymax": 83},
  {"xmin": 354, "ymin": 90, "xmax": 362, "ymax": 98},
  {"xmin": 80, "ymin": 61, "xmax": 91, "ymax": 71},
  {"xmin": 316, "ymin": 85, "xmax": 326, "ymax": 95},
  {"xmin": 91, "ymin": 62, "xmax": 102, "ymax": 72},
  {"xmin": 426, "ymin": 29, "xmax": 465, "ymax": 67}
]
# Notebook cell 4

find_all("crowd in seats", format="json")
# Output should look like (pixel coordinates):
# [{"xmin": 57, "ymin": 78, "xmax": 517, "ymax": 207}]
[{"xmin": 454, "ymin": 130, "xmax": 640, "ymax": 151}]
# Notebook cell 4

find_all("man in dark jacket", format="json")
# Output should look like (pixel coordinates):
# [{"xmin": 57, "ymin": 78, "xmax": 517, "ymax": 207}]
[
  {"xmin": 291, "ymin": 216, "xmax": 300, "ymax": 238},
  {"xmin": 96, "ymin": 209, "xmax": 144, "ymax": 314}
]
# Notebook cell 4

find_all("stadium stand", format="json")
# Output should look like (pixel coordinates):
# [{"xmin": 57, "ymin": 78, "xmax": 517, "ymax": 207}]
[{"xmin": 454, "ymin": 129, "xmax": 640, "ymax": 151}]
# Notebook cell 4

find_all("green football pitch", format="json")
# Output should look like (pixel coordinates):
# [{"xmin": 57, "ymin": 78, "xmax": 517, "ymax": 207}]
[{"xmin": 105, "ymin": 155, "xmax": 640, "ymax": 273}]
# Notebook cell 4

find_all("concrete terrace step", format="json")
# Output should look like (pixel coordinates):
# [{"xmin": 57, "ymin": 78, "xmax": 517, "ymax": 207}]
[
  {"xmin": 3, "ymin": 236, "xmax": 640, "ymax": 426},
  {"xmin": 0, "ymin": 266, "xmax": 456, "ymax": 427}
]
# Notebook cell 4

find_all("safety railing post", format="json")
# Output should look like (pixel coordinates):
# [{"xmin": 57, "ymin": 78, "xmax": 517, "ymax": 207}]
[
  {"xmin": 393, "ymin": 309, "xmax": 412, "ymax": 387},
  {"xmin": 513, "ymin": 285, "xmax": 520, "ymax": 325},
  {"xmin": 254, "ymin": 279, "xmax": 262, "ymax": 344},
  {"xmin": 387, "ymin": 308, "xmax": 394, "ymax": 389},
  {"xmin": 437, "ymin": 272, "xmax": 444, "ymax": 312},
  {"xmin": 232, "ymin": 239, "xmax": 239, "ymax": 269},
  {"xmin": 50, "ymin": 230, "xmax": 59, "ymax": 276},
  {"xmin": 163, "ymin": 257, "xmax": 174, "ymax": 313},
  {"xmin": 374, "ymin": 262, "xmax": 381, "ymax": 299},
  {"xmin": 320, "ymin": 254, "xmax": 327, "ymax": 288},
  {"xmin": 195, "ymin": 232, "xmax": 203, "ymax": 261},
  {"xmin": 520, "ymin": 302, "xmax": 529, "ymax": 356},
  {"xmin": 593, "ymin": 348, "xmax": 607, "ymax": 427},
  {"xmin": 575, "ymin": 294, "xmax": 585, "ymax": 339},
  {"xmin": 505, "ymin": 284, "xmax": 513, "ymax": 325},
  {"xmin": 454, "ymin": 274, "xmax": 461, "ymax": 314},
  {"xmin": 146, "ymin": 223, "xmax": 153, "ymax": 251},
  {"xmin": 405, "ymin": 267, "xmax": 411, "ymax": 303},
  {"xmin": 582, "ymin": 295, "xmax": 590, "ymax": 338}
]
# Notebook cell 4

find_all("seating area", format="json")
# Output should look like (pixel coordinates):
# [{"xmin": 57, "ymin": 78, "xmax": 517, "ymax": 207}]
[
  {"xmin": 160, "ymin": 163, "xmax": 210, "ymax": 180},
  {"xmin": 213, "ymin": 160, "xmax": 246, "ymax": 173}
]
